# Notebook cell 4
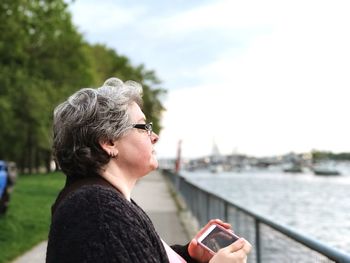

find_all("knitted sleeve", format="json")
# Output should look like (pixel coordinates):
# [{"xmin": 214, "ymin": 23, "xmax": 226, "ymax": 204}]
[
  {"xmin": 171, "ymin": 244, "xmax": 199, "ymax": 263},
  {"xmin": 47, "ymin": 185, "xmax": 169, "ymax": 263}
]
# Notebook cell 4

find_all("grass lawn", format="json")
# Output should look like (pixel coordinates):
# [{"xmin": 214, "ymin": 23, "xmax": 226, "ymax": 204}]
[{"xmin": 0, "ymin": 172, "xmax": 65, "ymax": 263}]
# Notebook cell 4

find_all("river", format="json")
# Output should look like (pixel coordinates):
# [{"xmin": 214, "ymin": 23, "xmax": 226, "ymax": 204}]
[{"xmin": 181, "ymin": 166, "xmax": 350, "ymax": 254}]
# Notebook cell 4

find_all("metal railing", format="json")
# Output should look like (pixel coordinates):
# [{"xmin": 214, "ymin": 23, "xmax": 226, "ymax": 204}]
[{"xmin": 162, "ymin": 169, "xmax": 350, "ymax": 263}]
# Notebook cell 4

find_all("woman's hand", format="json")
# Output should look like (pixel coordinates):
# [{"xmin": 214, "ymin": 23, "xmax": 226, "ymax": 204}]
[
  {"xmin": 188, "ymin": 219, "xmax": 250, "ymax": 263},
  {"xmin": 209, "ymin": 238, "xmax": 251, "ymax": 263}
]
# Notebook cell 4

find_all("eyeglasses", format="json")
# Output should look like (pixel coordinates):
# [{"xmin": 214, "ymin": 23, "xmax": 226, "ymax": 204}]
[{"xmin": 132, "ymin": 122, "xmax": 153, "ymax": 136}]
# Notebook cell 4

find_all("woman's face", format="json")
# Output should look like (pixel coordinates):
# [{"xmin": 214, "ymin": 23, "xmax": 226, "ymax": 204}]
[{"xmin": 115, "ymin": 102, "xmax": 159, "ymax": 177}]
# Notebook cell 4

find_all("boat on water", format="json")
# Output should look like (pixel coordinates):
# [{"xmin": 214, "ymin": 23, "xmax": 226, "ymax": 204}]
[
  {"xmin": 281, "ymin": 160, "xmax": 306, "ymax": 173},
  {"xmin": 312, "ymin": 163, "xmax": 341, "ymax": 176},
  {"xmin": 283, "ymin": 164, "xmax": 303, "ymax": 173},
  {"xmin": 313, "ymin": 168, "xmax": 341, "ymax": 176},
  {"xmin": 210, "ymin": 164, "xmax": 223, "ymax": 173}
]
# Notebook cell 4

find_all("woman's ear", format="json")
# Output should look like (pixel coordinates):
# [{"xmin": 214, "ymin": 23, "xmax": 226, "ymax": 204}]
[{"xmin": 99, "ymin": 139, "xmax": 118, "ymax": 157}]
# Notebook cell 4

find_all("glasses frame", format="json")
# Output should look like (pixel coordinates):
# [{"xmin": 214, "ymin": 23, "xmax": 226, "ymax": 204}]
[{"xmin": 132, "ymin": 122, "xmax": 153, "ymax": 136}]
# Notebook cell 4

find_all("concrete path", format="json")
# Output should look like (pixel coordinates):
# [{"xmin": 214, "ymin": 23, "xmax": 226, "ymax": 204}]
[
  {"xmin": 12, "ymin": 242, "xmax": 48, "ymax": 263},
  {"xmin": 11, "ymin": 171, "xmax": 191, "ymax": 263},
  {"xmin": 133, "ymin": 171, "xmax": 190, "ymax": 245}
]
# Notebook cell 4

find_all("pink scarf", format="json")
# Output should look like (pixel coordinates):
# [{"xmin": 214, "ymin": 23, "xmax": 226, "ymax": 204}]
[{"xmin": 161, "ymin": 239, "xmax": 187, "ymax": 263}]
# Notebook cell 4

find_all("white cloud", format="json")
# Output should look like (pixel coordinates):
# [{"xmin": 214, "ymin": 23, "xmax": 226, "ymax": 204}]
[
  {"xmin": 68, "ymin": 1, "xmax": 145, "ymax": 38},
  {"xmin": 162, "ymin": 0, "xmax": 276, "ymax": 33},
  {"xmin": 155, "ymin": 0, "xmax": 350, "ymax": 158},
  {"xmin": 68, "ymin": 0, "xmax": 350, "ymax": 157}
]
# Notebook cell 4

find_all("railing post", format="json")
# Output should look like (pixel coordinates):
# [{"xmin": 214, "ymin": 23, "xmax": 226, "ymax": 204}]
[
  {"xmin": 255, "ymin": 219, "xmax": 261, "ymax": 263},
  {"xmin": 175, "ymin": 172, "xmax": 180, "ymax": 191},
  {"xmin": 206, "ymin": 193, "xmax": 210, "ymax": 223}
]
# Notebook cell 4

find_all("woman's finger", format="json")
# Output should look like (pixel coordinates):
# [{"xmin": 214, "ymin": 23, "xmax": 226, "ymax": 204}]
[
  {"xmin": 206, "ymin": 219, "xmax": 232, "ymax": 231},
  {"xmin": 223, "ymin": 238, "xmax": 245, "ymax": 253},
  {"xmin": 241, "ymin": 239, "xmax": 252, "ymax": 254}
]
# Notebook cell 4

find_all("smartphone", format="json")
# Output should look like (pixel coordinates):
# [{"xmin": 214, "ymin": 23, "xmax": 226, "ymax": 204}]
[{"xmin": 197, "ymin": 223, "xmax": 240, "ymax": 254}]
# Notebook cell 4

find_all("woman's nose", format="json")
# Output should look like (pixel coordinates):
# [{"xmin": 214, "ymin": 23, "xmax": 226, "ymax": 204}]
[{"xmin": 151, "ymin": 132, "xmax": 159, "ymax": 144}]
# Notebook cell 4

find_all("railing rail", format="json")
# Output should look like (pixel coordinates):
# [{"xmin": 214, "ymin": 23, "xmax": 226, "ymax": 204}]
[{"xmin": 162, "ymin": 169, "xmax": 350, "ymax": 263}]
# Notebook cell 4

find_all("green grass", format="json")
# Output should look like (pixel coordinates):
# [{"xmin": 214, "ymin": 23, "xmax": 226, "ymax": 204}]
[{"xmin": 0, "ymin": 172, "xmax": 65, "ymax": 263}]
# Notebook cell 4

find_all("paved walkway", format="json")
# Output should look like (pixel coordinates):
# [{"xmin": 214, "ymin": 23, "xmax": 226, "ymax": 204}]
[{"xmin": 12, "ymin": 171, "xmax": 191, "ymax": 263}]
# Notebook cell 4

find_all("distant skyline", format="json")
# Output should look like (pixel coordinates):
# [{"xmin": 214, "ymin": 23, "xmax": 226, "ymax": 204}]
[{"xmin": 68, "ymin": 0, "xmax": 350, "ymax": 158}]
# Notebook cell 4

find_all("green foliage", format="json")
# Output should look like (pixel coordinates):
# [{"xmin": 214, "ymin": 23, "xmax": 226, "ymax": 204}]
[
  {"xmin": 84, "ymin": 43, "xmax": 166, "ymax": 133},
  {"xmin": 0, "ymin": 0, "xmax": 166, "ymax": 172},
  {"xmin": 311, "ymin": 150, "xmax": 350, "ymax": 161},
  {"xmin": 0, "ymin": 0, "xmax": 93, "ymax": 172},
  {"xmin": 0, "ymin": 172, "xmax": 65, "ymax": 263}
]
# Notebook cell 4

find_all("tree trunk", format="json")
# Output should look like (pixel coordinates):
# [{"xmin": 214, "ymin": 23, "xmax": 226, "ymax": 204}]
[
  {"xmin": 27, "ymin": 129, "xmax": 33, "ymax": 174},
  {"xmin": 35, "ymin": 147, "xmax": 40, "ymax": 174},
  {"xmin": 44, "ymin": 150, "xmax": 52, "ymax": 174}
]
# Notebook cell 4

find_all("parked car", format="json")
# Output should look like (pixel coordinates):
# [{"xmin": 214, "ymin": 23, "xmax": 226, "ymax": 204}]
[{"xmin": 0, "ymin": 160, "xmax": 17, "ymax": 214}]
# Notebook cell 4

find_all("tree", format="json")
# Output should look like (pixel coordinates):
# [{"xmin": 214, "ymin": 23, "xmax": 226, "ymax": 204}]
[
  {"xmin": 0, "ymin": 1, "xmax": 166, "ymax": 173},
  {"xmin": 0, "ymin": 0, "xmax": 93, "ymax": 173},
  {"xmin": 86, "ymin": 44, "xmax": 166, "ymax": 133}
]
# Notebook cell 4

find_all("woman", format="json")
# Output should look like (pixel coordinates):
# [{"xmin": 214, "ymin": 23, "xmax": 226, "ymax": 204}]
[{"xmin": 46, "ymin": 77, "xmax": 251, "ymax": 263}]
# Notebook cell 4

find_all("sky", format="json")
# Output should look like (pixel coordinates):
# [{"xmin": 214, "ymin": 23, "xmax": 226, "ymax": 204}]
[{"xmin": 68, "ymin": 0, "xmax": 350, "ymax": 158}]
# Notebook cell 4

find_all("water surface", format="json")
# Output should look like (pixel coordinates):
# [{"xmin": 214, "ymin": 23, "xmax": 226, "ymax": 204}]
[{"xmin": 181, "ymin": 168, "xmax": 350, "ymax": 254}]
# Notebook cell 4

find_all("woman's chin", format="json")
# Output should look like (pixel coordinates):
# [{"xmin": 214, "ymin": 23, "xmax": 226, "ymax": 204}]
[
  {"xmin": 148, "ymin": 157, "xmax": 159, "ymax": 170},
  {"xmin": 150, "ymin": 160, "xmax": 159, "ymax": 170}
]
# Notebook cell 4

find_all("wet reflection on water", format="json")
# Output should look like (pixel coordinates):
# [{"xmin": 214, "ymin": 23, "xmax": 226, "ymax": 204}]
[{"xmin": 182, "ymin": 170, "xmax": 350, "ymax": 254}]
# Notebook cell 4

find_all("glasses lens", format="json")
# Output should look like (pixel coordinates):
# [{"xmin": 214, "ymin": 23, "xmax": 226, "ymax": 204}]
[
  {"xmin": 132, "ymin": 122, "xmax": 152, "ymax": 136},
  {"xmin": 146, "ymin": 123, "xmax": 152, "ymax": 135}
]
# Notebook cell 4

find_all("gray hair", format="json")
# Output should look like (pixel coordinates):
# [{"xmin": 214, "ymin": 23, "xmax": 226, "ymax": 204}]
[{"xmin": 53, "ymin": 77, "xmax": 143, "ymax": 178}]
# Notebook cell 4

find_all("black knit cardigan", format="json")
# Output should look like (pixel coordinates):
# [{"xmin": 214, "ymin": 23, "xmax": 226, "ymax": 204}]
[{"xmin": 46, "ymin": 177, "xmax": 196, "ymax": 263}]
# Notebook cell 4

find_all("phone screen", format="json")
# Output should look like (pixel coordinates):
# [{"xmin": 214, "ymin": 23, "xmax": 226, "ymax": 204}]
[{"xmin": 201, "ymin": 226, "xmax": 239, "ymax": 253}]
